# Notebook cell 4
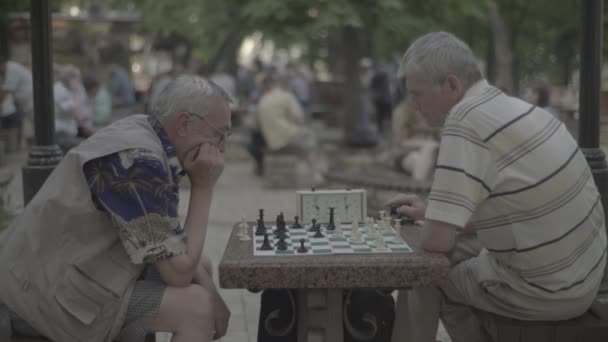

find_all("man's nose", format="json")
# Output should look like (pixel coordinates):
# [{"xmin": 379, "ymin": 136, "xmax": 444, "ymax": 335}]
[{"xmin": 218, "ymin": 141, "xmax": 226, "ymax": 153}]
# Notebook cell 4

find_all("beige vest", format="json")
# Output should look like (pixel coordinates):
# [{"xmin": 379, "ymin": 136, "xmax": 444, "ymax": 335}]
[{"xmin": 0, "ymin": 115, "xmax": 172, "ymax": 342}]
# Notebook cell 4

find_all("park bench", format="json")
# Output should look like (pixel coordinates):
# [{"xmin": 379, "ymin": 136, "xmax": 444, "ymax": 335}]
[
  {"xmin": 0, "ymin": 304, "xmax": 157, "ymax": 341},
  {"xmin": 263, "ymin": 150, "xmax": 298, "ymax": 189},
  {"xmin": 488, "ymin": 300, "xmax": 608, "ymax": 342}
]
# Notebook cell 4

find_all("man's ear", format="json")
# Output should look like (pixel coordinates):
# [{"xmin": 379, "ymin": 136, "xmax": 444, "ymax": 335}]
[
  {"xmin": 445, "ymin": 74, "xmax": 464, "ymax": 100},
  {"xmin": 174, "ymin": 112, "xmax": 190, "ymax": 137}
]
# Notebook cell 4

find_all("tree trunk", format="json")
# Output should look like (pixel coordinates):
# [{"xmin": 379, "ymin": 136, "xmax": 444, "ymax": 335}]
[
  {"xmin": 485, "ymin": 27, "xmax": 496, "ymax": 84},
  {"xmin": 556, "ymin": 32, "xmax": 576, "ymax": 86},
  {"xmin": 342, "ymin": 26, "xmax": 376, "ymax": 147},
  {"xmin": 342, "ymin": 26, "xmax": 362, "ymax": 142},
  {"xmin": 208, "ymin": 29, "xmax": 242, "ymax": 76},
  {"xmin": 488, "ymin": 5, "xmax": 515, "ymax": 94},
  {"xmin": 327, "ymin": 30, "xmax": 343, "ymax": 80},
  {"xmin": 307, "ymin": 35, "xmax": 319, "ymax": 80},
  {"xmin": 0, "ymin": 21, "xmax": 8, "ymax": 58}
]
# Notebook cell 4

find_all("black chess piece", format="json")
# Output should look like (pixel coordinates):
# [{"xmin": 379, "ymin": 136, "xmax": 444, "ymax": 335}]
[
  {"xmin": 293, "ymin": 216, "xmax": 302, "ymax": 228},
  {"xmin": 390, "ymin": 206, "xmax": 415, "ymax": 225},
  {"xmin": 309, "ymin": 218, "xmax": 317, "ymax": 232},
  {"xmin": 327, "ymin": 207, "xmax": 336, "ymax": 231},
  {"xmin": 260, "ymin": 232, "xmax": 272, "ymax": 250},
  {"xmin": 313, "ymin": 224, "xmax": 324, "ymax": 238},
  {"xmin": 276, "ymin": 237, "xmax": 288, "ymax": 251},
  {"xmin": 255, "ymin": 218, "xmax": 266, "ymax": 236},
  {"xmin": 297, "ymin": 239, "xmax": 308, "ymax": 253},
  {"xmin": 258, "ymin": 209, "xmax": 265, "ymax": 221},
  {"xmin": 275, "ymin": 226, "xmax": 287, "ymax": 240},
  {"xmin": 276, "ymin": 213, "xmax": 282, "ymax": 227},
  {"xmin": 400, "ymin": 217, "xmax": 415, "ymax": 226}
]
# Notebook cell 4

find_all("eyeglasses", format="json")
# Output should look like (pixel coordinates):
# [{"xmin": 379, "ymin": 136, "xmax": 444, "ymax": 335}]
[{"xmin": 187, "ymin": 111, "xmax": 231, "ymax": 145}]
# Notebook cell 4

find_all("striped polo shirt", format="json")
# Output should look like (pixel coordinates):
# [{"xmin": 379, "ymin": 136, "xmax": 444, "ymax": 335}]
[{"xmin": 426, "ymin": 80, "xmax": 607, "ymax": 300}]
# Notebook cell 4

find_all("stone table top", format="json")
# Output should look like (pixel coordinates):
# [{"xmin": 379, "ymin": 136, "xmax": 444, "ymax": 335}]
[{"xmin": 219, "ymin": 223, "xmax": 450, "ymax": 289}]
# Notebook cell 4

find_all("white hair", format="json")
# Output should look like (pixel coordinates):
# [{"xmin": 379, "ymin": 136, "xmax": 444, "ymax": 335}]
[
  {"xmin": 398, "ymin": 31, "xmax": 483, "ymax": 90},
  {"xmin": 149, "ymin": 75, "xmax": 231, "ymax": 121}
]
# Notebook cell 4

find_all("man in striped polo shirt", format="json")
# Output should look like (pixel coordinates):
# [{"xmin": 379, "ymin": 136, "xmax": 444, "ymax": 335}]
[{"xmin": 388, "ymin": 32, "xmax": 607, "ymax": 342}]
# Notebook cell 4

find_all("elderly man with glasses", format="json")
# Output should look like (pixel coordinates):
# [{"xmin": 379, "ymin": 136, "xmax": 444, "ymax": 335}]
[{"xmin": 0, "ymin": 75, "xmax": 232, "ymax": 342}]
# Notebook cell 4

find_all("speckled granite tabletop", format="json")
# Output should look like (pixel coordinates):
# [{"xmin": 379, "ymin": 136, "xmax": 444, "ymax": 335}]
[{"xmin": 219, "ymin": 223, "xmax": 450, "ymax": 289}]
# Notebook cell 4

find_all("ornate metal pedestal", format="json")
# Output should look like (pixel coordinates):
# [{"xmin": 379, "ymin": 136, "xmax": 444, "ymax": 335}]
[{"xmin": 257, "ymin": 289, "xmax": 395, "ymax": 342}]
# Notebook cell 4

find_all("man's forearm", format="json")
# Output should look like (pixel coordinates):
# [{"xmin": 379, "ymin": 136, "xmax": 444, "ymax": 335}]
[
  {"xmin": 159, "ymin": 187, "xmax": 213, "ymax": 285},
  {"xmin": 183, "ymin": 187, "xmax": 213, "ymax": 268}
]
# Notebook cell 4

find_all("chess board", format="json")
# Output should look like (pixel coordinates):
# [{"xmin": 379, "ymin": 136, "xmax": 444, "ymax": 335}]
[{"xmin": 253, "ymin": 223, "xmax": 413, "ymax": 256}]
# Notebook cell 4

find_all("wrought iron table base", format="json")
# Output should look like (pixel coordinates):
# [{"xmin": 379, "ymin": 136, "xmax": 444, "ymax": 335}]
[{"xmin": 257, "ymin": 288, "xmax": 395, "ymax": 342}]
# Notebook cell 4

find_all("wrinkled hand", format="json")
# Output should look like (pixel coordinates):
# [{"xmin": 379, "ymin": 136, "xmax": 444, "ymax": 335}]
[
  {"xmin": 183, "ymin": 143, "xmax": 224, "ymax": 189},
  {"xmin": 384, "ymin": 194, "xmax": 426, "ymax": 222}
]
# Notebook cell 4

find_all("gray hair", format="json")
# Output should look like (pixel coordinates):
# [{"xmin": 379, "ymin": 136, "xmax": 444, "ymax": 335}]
[
  {"xmin": 149, "ymin": 75, "xmax": 231, "ymax": 121},
  {"xmin": 398, "ymin": 31, "xmax": 483, "ymax": 90}
]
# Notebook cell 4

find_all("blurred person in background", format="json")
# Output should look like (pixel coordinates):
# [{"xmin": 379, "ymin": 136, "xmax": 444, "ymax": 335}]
[
  {"xmin": 110, "ymin": 64, "xmax": 137, "ymax": 106},
  {"xmin": 391, "ymin": 93, "xmax": 439, "ymax": 182},
  {"xmin": 257, "ymin": 75, "xmax": 323, "ymax": 184},
  {"xmin": 525, "ymin": 81, "xmax": 560, "ymax": 119},
  {"xmin": 0, "ymin": 56, "xmax": 33, "ymax": 147},
  {"xmin": 53, "ymin": 64, "xmax": 84, "ymax": 153},
  {"xmin": 83, "ymin": 75, "xmax": 113, "ymax": 126},
  {"xmin": 59, "ymin": 64, "xmax": 95, "ymax": 138}
]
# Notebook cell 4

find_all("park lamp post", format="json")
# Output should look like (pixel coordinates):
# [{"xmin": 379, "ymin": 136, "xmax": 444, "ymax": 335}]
[
  {"xmin": 22, "ymin": 0, "xmax": 63, "ymax": 205},
  {"xmin": 579, "ymin": 0, "xmax": 608, "ymax": 296}
]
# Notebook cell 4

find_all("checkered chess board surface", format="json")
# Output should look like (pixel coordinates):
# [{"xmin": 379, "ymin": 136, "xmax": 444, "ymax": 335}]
[{"xmin": 253, "ymin": 223, "xmax": 413, "ymax": 256}]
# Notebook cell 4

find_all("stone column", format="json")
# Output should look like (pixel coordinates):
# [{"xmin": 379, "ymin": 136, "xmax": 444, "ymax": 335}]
[
  {"xmin": 21, "ymin": 0, "xmax": 63, "ymax": 205},
  {"xmin": 579, "ymin": 0, "xmax": 608, "ymax": 294}
]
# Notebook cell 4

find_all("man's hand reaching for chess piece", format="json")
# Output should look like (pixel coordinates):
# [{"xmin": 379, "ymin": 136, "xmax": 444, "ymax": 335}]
[
  {"xmin": 384, "ymin": 194, "xmax": 426, "ymax": 223},
  {"xmin": 385, "ymin": 193, "xmax": 457, "ymax": 253}
]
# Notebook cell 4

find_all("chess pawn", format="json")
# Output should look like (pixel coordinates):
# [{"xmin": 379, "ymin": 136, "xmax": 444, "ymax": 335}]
[
  {"xmin": 309, "ymin": 218, "xmax": 318, "ymax": 232},
  {"xmin": 392, "ymin": 225, "xmax": 405, "ymax": 244},
  {"xmin": 378, "ymin": 210, "xmax": 386, "ymax": 222},
  {"xmin": 366, "ymin": 217, "xmax": 376, "ymax": 239},
  {"xmin": 374, "ymin": 231, "xmax": 387, "ymax": 249},
  {"xmin": 333, "ymin": 216, "xmax": 344, "ymax": 238},
  {"xmin": 386, "ymin": 217, "xmax": 394, "ymax": 232},
  {"xmin": 239, "ymin": 218, "xmax": 251, "ymax": 241},
  {"xmin": 350, "ymin": 219, "xmax": 363, "ymax": 244},
  {"xmin": 293, "ymin": 216, "xmax": 302, "ymax": 228},
  {"xmin": 351, "ymin": 218, "xmax": 359, "ymax": 234}
]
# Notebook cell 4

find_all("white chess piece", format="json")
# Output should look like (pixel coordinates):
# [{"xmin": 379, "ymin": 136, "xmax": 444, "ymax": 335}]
[
  {"xmin": 374, "ymin": 231, "xmax": 387, "ymax": 249},
  {"xmin": 334, "ymin": 216, "xmax": 344, "ymax": 238},
  {"xmin": 378, "ymin": 210, "xmax": 386, "ymax": 223},
  {"xmin": 239, "ymin": 217, "xmax": 251, "ymax": 241},
  {"xmin": 366, "ymin": 217, "xmax": 376, "ymax": 239},
  {"xmin": 391, "ymin": 221, "xmax": 405, "ymax": 244},
  {"xmin": 351, "ymin": 218, "xmax": 359, "ymax": 234},
  {"xmin": 350, "ymin": 218, "xmax": 363, "ymax": 243}
]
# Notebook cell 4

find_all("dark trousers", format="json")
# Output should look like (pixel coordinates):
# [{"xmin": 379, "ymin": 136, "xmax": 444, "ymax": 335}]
[{"xmin": 248, "ymin": 130, "xmax": 266, "ymax": 175}]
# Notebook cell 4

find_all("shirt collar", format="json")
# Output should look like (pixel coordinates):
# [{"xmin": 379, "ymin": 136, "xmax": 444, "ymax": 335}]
[
  {"xmin": 148, "ymin": 116, "xmax": 184, "ymax": 179},
  {"xmin": 463, "ymin": 79, "xmax": 490, "ymax": 99}
]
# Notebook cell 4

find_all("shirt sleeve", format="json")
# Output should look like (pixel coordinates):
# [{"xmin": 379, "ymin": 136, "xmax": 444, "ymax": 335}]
[
  {"xmin": 83, "ymin": 148, "xmax": 186, "ymax": 264},
  {"xmin": 1, "ymin": 63, "xmax": 19, "ymax": 92},
  {"xmin": 287, "ymin": 93, "xmax": 304, "ymax": 122},
  {"xmin": 425, "ymin": 119, "xmax": 498, "ymax": 227}
]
